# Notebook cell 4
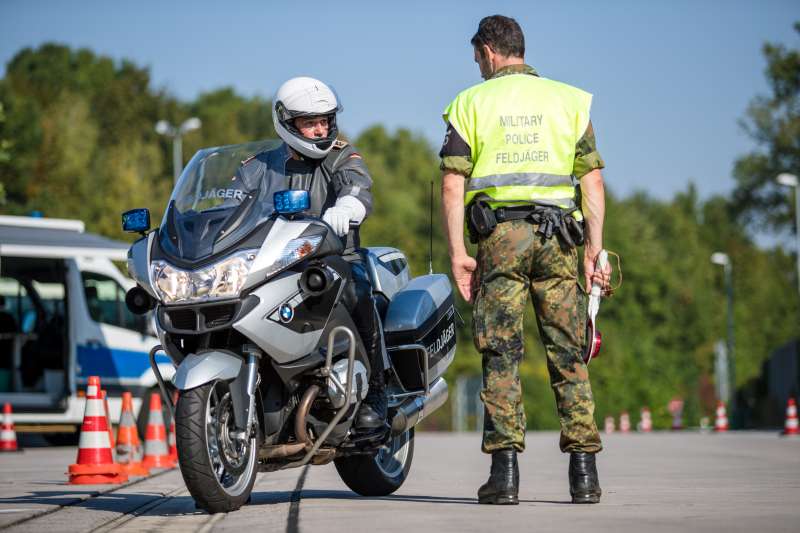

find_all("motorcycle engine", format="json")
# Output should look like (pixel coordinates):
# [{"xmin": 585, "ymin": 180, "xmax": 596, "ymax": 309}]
[{"xmin": 326, "ymin": 359, "xmax": 368, "ymax": 408}]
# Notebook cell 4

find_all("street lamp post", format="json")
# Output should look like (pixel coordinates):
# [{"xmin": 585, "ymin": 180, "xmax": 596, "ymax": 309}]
[
  {"xmin": 711, "ymin": 252, "xmax": 736, "ymax": 425},
  {"xmin": 155, "ymin": 117, "xmax": 202, "ymax": 184},
  {"xmin": 776, "ymin": 173, "xmax": 800, "ymax": 300}
]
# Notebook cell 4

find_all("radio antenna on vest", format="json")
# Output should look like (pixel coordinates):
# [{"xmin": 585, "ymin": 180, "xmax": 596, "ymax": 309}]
[{"xmin": 429, "ymin": 179, "xmax": 434, "ymax": 275}]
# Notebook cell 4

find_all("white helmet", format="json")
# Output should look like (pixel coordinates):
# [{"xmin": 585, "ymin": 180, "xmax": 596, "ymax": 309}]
[{"xmin": 272, "ymin": 76, "xmax": 343, "ymax": 159}]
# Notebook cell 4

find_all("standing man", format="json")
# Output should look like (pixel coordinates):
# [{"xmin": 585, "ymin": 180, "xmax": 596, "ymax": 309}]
[{"xmin": 440, "ymin": 15, "xmax": 611, "ymax": 505}]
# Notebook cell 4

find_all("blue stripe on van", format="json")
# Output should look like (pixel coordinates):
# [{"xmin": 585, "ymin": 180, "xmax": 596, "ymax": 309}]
[{"xmin": 77, "ymin": 344, "xmax": 171, "ymax": 380}]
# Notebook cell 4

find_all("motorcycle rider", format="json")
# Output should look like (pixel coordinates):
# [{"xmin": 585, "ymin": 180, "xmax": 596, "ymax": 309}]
[{"xmin": 238, "ymin": 76, "xmax": 387, "ymax": 429}]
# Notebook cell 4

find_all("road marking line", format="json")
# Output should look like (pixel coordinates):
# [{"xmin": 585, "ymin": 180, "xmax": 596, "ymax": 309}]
[
  {"xmin": 197, "ymin": 512, "xmax": 227, "ymax": 533},
  {"xmin": 0, "ymin": 509, "xmax": 35, "ymax": 514},
  {"xmin": 0, "ymin": 468, "xmax": 176, "ymax": 531},
  {"xmin": 286, "ymin": 465, "xmax": 310, "ymax": 533},
  {"xmin": 89, "ymin": 485, "xmax": 188, "ymax": 533}
]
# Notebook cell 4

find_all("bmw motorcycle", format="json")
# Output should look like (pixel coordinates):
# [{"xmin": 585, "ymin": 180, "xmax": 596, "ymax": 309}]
[{"xmin": 122, "ymin": 140, "xmax": 455, "ymax": 513}]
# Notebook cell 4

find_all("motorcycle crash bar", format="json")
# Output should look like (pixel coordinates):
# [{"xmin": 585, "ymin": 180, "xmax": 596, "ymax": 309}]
[{"xmin": 284, "ymin": 325, "xmax": 357, "ymax": 469}]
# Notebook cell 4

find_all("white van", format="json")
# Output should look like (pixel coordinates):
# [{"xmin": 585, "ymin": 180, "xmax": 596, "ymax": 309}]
[{"xmin": 0, "ymin": 215, "xmax": 171, "ymax": 441}]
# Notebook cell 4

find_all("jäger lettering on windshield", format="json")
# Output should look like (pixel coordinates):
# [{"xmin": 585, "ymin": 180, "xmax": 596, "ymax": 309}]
[{"xmin": 200, "ymin": 188, "xmax": 244, "ymax": 201}]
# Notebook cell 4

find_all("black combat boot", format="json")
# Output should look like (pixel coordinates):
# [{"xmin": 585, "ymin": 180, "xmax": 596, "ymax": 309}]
[
  {"xmin": 355, "ymin": 366, "xmax": 388, "ymax": 429},
  {"xmin": 478, "ymin": 449, "xmax": 519, "ymax": 505},
  {"xmin": 569, "ymin": 452, "xmax": 601, "ymax": 503}
]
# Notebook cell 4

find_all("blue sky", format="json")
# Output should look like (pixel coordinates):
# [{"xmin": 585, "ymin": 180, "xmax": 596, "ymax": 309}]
[{"xmin": 1, "ymin": 0, "xmax": 798, "ymax": 201}]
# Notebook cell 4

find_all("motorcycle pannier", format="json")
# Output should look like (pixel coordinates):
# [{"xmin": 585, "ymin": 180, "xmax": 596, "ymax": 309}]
[{"xmin": 383, "ymin": 274, "xmax": 456, "ymax": 391}]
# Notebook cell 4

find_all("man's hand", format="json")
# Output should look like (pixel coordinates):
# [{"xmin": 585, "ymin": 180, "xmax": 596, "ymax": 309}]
[
  {"xmin": 584, "ymin": 248, "xmax": 612, "ymax": 296},
  {"xmin": 451, "ymin": 254, "xmax": 477, "ymax": 302},
  {"xmin": 322, "ymin": 207, "xmax": 350, "ymax": 236}
]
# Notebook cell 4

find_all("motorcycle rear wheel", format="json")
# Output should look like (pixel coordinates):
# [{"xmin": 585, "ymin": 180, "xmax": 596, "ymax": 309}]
[
  {"xmin": 334, "ymin": 428, "xmax": 414, "ymax": 496},
  {"xmin": 175, "ymin": 380, "xmax": 258, "ymax": 513}
]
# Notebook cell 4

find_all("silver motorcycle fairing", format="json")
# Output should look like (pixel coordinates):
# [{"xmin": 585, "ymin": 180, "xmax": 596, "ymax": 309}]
[
  {"xmin": 127, "ymin": 231, "xmax": 156, "ymax": 297},
  {"xmin": 234, "ymin": 271, "xmax": 340, "ymax": 364},
  {"xmin": 173, "ymin": 350, "xmax": 243, "ymax": 390},
  {"xmin": 363, "ymin": 247, "xmax": 410, "ymax": 300},
  {"xmin": 242, "ymin": 217, "xmax": 312, "ymax": 291}
]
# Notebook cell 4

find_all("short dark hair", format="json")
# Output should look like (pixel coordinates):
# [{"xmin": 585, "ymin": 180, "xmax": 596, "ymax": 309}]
[{"xmin": 470, "ymin": 15, "xmax": 525, "ymax": 58}]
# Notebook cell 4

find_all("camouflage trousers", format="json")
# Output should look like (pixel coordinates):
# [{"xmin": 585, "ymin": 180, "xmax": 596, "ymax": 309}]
[{"xmin": 473, "ymin": 219, "xmax": 602, "ymax": 454}]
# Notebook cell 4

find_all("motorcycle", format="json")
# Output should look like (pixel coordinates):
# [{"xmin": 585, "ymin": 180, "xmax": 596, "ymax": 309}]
[{"xmin": 121, "ymin": 139, "xmax": 456, "ymax": 513}]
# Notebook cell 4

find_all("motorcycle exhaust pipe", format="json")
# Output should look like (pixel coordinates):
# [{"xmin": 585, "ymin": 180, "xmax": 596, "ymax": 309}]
[{"xmin": 390, "ymin": 377, "xmax": 448, "ymax": 436}]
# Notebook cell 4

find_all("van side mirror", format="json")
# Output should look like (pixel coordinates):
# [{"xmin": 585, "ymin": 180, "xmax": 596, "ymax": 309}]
[{"xmin": 122, "ymin": 208, "xmax": 151, "ymax": 234}]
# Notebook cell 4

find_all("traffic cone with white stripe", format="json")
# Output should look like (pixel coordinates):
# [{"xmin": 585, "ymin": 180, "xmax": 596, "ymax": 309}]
[
  {"xmin": 619, "ymin": 412, "xmax": 631, "ymax": 433},
  {"xmin": 1, "ymin": 403, "xmax": 20, "ymax": 452},
  {"xmin": 101, "ymin": 390, "xmax": 115, "ymax": 450},
  {"xmin": 116, "ymin": 392, "xmax": 149, "ymax": 476},
  {"xmin": 714, "ymin": 401, "xmax": 729, "ymax": 432},
  {"xmin": 781, "ymin": 397, "xmax": 799, "ymax": 436},
  {"xmin": 638, "ymin": 407, "xmax": 653, "ymax": 433},
  {"xmin": 68, "ymin": 376, "xmax": 127, "ymax": 484},
  {"xmin": 604, "ymin": 415, "xmax": 615, "ymax": 434},
  {"xmin": 141, "ymin": 392, "xmax": 175, "ymax": 469},
  {"xmin": 168, "ymin": 390, "xmax": 178, "ymax": 464}
]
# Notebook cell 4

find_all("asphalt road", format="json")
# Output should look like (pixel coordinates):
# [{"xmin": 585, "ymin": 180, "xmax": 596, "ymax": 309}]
[{"xmin": 1, "ymin": 431, "xmax": 799, "ymax": 532}]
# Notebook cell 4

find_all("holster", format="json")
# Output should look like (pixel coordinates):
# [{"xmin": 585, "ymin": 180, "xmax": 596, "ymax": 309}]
[{"xmin": 466, "ymin": 197, "xmax": 497, "ymax": 244}]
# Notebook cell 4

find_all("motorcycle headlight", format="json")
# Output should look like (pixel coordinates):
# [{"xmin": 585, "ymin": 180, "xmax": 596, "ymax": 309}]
[
  {"xmin": 150, "ymin": 249, "xmax": 258, "ymax": 304},
  {"xmin": 262, "ymin": 235, "xmax": 323, "ymax": 279}
]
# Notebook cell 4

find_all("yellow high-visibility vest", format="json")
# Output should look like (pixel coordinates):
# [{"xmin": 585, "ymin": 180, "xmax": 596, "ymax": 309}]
[{"xmin": 443, "ymin": 73, "xmax": 592, "ymax": 216}]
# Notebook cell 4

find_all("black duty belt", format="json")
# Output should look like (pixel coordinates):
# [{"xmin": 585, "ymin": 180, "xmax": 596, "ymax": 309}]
[{"xmin": 495, "ymin": 205, "xmax": 584, "ymax": 246}]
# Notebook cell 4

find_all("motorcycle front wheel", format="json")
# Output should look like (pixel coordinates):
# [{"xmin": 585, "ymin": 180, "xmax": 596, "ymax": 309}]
[
  {"xmin": 334, "ymin": 428, "xmax": 414, "ymax": 496},
  {"xmin": 175, "ymin": 380, "xmax": 258, "ymax": 513}
]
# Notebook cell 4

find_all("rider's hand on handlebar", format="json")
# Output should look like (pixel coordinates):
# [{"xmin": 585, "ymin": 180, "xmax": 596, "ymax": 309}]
[{"xmin": 322, "ymin": 207, "xmax": 351, "ymax": 237}]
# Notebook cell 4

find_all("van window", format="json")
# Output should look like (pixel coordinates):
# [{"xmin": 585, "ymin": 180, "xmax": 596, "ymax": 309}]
[{"xmin": 81, "ymin": 273, "xmax": 138, "ymax": 330}]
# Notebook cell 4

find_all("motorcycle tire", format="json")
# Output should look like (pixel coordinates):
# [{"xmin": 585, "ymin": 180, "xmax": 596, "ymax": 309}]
[
  {"xmin": 175, "ymin": 380, "xmax": 258, "ymax": 513},
  {"xmin": 334, "ymin": 428, "xmax": 414, "ymax": 496}
]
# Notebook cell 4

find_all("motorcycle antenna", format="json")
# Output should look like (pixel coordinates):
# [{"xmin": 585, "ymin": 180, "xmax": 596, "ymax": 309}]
[{"xmin": 428, "ymin": 179, "xmax": 434, "ymax": 275}]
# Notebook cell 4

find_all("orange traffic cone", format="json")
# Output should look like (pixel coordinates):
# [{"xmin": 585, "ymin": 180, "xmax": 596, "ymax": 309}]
[
  {"xmin": 619, "ymin": 412, "xmax": 631, "ymax": 433},
  {"xmin": 141, "ymin": 392, "xmax": 175, "ymax": 469},
  {"xmin": 638, "ymin": 407, "xmax": 653, "ymax": 433},
  {"xmin": 782, "ymin": 397, "xmax": 799, "ymax": 436},
  {"xmin": 604, "ymin": 415, "xmax": 615, "ymax": 434},
  {"xmin": 116, "ymin": 392, "xmax": 149, "ymax": 476},
  {"xmin": 714, "ymin": 401, "xmax": 729, "ymax": 432},
  {"xmin": 68, "ymin": 376, "xmax": 128, "ymax": 484},
  {"xmin": 168, "ymin": 391, "xmax": 178, "ymax": 464},
  {"xmin": 1, "ymin": 403, "xmax": 20, "ymax": 452},
  {"xmin": 101, "ymin": 390, "xmax": 115, "ymax": 449}
]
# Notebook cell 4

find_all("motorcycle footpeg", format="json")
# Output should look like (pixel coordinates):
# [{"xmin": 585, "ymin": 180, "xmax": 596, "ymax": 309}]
[{"xmin": 345, "ymin": 425, "xmax": 390, "ymax": 446}]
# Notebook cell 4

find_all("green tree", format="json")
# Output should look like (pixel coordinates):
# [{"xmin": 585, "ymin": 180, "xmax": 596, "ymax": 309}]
[{"xmin": 732, "ymin": 22, "xmax": 800, "ymax": 233}]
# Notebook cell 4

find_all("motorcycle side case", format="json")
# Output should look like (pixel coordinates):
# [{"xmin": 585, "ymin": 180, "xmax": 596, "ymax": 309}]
[{"xmin": 383, "ymin": 274, "xmax": 456, "ymax": 391}]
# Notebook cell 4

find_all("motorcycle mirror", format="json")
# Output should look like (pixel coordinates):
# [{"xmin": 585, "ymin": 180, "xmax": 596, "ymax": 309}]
[
  {"xmin": 274, "ymin": 190, "xmax": 310, "ymax": 215},
  {"xmin": 122, "ymin": 208, "xmax": 151, "ymax": 234}
]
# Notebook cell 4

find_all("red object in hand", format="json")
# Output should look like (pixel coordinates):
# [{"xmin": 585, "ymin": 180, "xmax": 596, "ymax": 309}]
[{"xmin": 583, "ymin": 320, "xmax": 602, "ymax": 364}]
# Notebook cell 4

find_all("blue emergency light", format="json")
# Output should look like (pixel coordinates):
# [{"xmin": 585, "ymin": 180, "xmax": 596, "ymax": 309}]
[
  {"xmin": 122, "ymin": 208, "xmax": 151, "ymax": 233},
  {"xmin": 274, "ymin": 190, "xmax": 310, "ymax": 215}
]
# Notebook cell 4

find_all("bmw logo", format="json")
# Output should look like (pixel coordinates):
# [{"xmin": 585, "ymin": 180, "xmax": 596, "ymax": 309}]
[{"xmin": 279, "ymin": 304, "xmax": 294, "ymax": 323}]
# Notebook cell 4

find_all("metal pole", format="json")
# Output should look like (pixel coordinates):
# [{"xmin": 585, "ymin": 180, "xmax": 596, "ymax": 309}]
[
  {"xmin": 725, "ymin": 262, "xmax": 737, "ymax": 426},
  {"xmin": 172, "ymin": 134, "xmax": 182, "ymax": 184},
  {"xmin": 794, "ymin": 185, "xmax": 800, "ymax": 300}
]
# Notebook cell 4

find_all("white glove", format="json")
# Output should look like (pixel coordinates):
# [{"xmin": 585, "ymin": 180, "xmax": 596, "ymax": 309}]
[
  {"xmin": 322, "ymin": 206, "xmax": 351, "ymax": 236},
  {"xmin": 322, "ymin": 196, "xmax": 366, "ymax": 237}
]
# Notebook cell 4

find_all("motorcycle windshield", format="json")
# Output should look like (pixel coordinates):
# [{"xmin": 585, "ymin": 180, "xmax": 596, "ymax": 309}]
[{"xmin": 160, "ymin": 139, "xmax": 285, "ymax": 261}]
